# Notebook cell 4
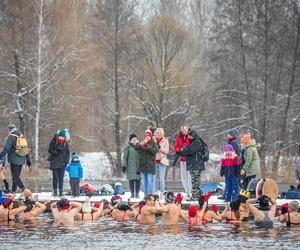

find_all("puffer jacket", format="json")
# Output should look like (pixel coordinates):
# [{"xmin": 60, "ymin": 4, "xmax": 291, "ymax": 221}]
[
  {"xmin": 243, "ymin": 140, "xmax": 261, "ymax": 177},
  {"xmin": 177, "ymin": 130, "xmax": 208, "ymax": 171},
  {"xmin": 155, "ymin": 137, "xmax": 169, "ymax": 162}
]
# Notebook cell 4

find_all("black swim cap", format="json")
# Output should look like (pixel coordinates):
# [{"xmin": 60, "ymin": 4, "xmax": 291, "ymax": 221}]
[
  {"xmin": 258, "ymin": 195, "xmax": 270, "ymax": 210},
  {"xmin": 230, "ymin": 199, "xmax": 241, "ymax": 211},
  {"xmin": 117, "ymin": 201, "xmax": 130, "ymax": 211},
  {"xmin": 164, "ymin": 192, "xmax": 176, "ymax": 203}
]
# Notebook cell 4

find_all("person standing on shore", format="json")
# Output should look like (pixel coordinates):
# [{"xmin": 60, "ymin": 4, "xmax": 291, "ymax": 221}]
[
  {"xmin": 154, "ymin": 128, "xmax": 169, "ymax": 199},
  {"xmin": 48, "ymin": 130, "xmax": 70, "ymax": 197},
  {"xmin": 174, "ymin": 126, "xmax": 192, "ymax": 198},
  {"xmin": 0, "ymin": 124, "xmax": 31, "ymax": 193},
  {"xmin": 122, "ymin": 134, "xmax": 140, "ymax": 198},
  {"xmin": 240, "ymin": 134, "xmax": 260, "ymax": 189},
  {"xmin": 136, "ymin": 130, "xmax": 158, "ymax": 196}
]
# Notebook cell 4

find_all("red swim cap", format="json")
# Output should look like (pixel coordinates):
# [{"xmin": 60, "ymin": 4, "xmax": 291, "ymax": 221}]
[{"xmin": 188, "ymin": 205, "xmax": 198, "ymax": 218}]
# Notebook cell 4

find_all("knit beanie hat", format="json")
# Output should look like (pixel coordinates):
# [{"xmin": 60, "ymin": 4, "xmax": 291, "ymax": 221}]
[
  {"xmin": 71, "ymin": 152, "xmax": 80, "ymax": 162},
  {"xmin": 8, "ymin": 124, "xmax": 17, "ymax": 133},
  {"xmin": 188, "ymin": 205, "xmax": 198, "ymax": 218},
  {"xmin": 227, "ymin": 128, "xmax": 238, "ymax": 137},
  {"xmin": 241, "ymin": 134, "xmax": 251, "ymax": 145},
  {"xmin": 57, "ymin": 198, "xmax": 70, "ymax": 210},
  {"xmin": 145, "ymin": 129, "xmax": 153, "ymax": 137},
  {"xmin": 164, "ymin": 192, "xmax": 176, "ymax": 203},
  {"xmin": 225, "ymin": 144, "xmax": 234, "ymax": 152},
  {"xmin": 58, "ymin": 130, "xmax": 66, "ymax": 137},
  {"xmin": 129, "ymin": 134, "xmax": 137, "ymax": 141}
]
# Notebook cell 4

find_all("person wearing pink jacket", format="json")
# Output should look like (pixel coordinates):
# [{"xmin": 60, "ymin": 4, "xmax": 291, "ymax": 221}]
[{"xmin": 154, "ymin": 128, "xmax": 170, "ymax": 199}]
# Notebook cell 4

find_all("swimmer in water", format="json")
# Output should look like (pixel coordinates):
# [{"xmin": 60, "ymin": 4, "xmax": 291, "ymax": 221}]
[
  {"xmin": 137, "ymin": 194, "xmax": 160, "ymax": 225},
  {"xmin": 0, "ymin": 193, "xmax": 26, "ymax": 222},
  {"xmin": 75, "ymin": 197, "xmax": 104, "ymax": 221},
  {"xmin": 17, "ymin": 189, "xmax": 47, "ymax": 221},
  {"xmin": 279, "ymin": 201, "xmax": 300, "ymax": 227},
  {"xmin": 155, "ymin": 192, "xmax": 181, "ymax": 225},
  {"xmin": 111, "ymin": 201, "xmax": 135, "ymax": 222},
  {"xmin": 51, "ymin": 198, "xmax": 82, "ymax": 225},
  {"xmin": 221, "ymin": 199, "xmax": 244, "ymax": 223},
  {"xmin": 246, "ymin": 195, "xmax": 276, "ymax": 228}
]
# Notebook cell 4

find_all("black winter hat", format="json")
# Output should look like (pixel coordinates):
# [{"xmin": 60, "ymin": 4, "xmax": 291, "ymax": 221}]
[{"xmin": 129, "ymin": 134, "xmax": 137, "ymax": 141}]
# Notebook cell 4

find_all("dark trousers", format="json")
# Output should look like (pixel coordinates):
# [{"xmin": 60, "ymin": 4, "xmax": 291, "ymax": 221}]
[
  {"xmin": 189, "ymin": 169, "xmax": 202, "ymax": 199},
  {"xmin": 242, "ymin": 175, "xmax": 256, "ymax": 190},
  {"xmin": 10, "ymin": 164, "xmax": 25, "ymax": 192},
  {"xmin": 70, "ymin": 178, "xmax": 80, "ymax": 196},
  {"xmin": 129, "ymin": 179, "xmax": 140, "ymax": 197},
  {"xmin": 52, "ymin": 168, "xmax": 65, "ymax": 191}
]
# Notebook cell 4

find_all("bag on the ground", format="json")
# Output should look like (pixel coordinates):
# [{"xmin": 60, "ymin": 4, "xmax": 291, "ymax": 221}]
[
  {"xmin": 80, "ymin": 183, "xmax": 98, "ymax": 196},
  {"xmin": 11, "ymin": 134, "xmax": 29, "ymax": 156},
  {"xmin": 101, "ymin": 184, "xmax": 114, "ymax": 195},
  {"xmin": 113, "ymin": 182, "xmax": 124, "ymax": 195}
]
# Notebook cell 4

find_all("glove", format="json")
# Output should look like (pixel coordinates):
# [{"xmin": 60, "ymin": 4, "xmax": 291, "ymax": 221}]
[
  {"xmin": 122, "ymin": 166, "xmax": 126, "ymax": 173},
  {"xmin": 176, "ymin": 193, "xmax": 183, "ymax": 205},
  {"xmin": 27, "ymin": 160, "xmax": 32, "ymax": 167},
  {"xmin": 204, "ymin": 192, "xmax": 212, "ymax": 202},
  {"xmin": 240, "ymin": 168, "xmax": 246, "ymax": 176},
  {"xmin": 212, "ymin": 204, "xmax": 219, "ymax": 213}
]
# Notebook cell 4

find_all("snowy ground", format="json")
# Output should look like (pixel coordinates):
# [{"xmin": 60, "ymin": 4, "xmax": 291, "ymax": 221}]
[{"xmin": 13, "ymin": 191, "xmax": 298, "ymax": 207}]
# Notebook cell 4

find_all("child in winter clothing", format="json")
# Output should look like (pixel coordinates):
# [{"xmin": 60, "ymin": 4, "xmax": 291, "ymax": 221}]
[
  {"xmin": 220, "ymin": 144, "xmax": 240, "ymax": 202},
  {"xmin": 65, "ymin": 152, "xmax": 83, "ymax": 197}
]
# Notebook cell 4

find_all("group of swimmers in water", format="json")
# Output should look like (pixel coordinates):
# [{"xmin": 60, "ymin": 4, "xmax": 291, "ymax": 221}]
[{"xmin": 0, "ymin": 188, "xmax": 299, "ymax": 228}]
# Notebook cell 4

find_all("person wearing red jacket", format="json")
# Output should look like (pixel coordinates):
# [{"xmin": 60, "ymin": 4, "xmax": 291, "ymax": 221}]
[
  {"xmin": 174, "ymin": 126, "xmax": 192, "ymax": 198},
  {"xmin": 220, "ymin": 144, "xmax": 240, "ymax": 202}
]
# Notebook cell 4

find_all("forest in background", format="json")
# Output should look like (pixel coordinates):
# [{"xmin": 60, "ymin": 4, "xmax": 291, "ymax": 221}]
[{"xmin": 0, "ymin": 0, "xmax": 299, "ymax": 182}]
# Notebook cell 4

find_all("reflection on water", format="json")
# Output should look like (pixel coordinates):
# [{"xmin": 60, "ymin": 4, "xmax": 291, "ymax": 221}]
[{"xmin": 1, "ymin": 214, "xmax": 300, "ymax": 250}]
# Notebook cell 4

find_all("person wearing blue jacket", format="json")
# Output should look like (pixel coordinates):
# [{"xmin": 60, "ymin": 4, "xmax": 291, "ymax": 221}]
[{"xmin": 65, "ymin": 152, "xmax": 83, "ymax": 197}]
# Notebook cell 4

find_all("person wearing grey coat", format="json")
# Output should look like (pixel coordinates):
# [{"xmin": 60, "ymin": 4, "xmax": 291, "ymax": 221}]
[{"xmin": 0, "ymin": 124, "xmax": 31, "ymax": 192}]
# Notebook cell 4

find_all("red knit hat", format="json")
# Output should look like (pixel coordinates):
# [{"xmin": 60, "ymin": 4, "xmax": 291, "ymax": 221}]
[
  {"xmin": 188, "ymin": 205, "xmax": 198, "ymax": 218},
  {"xmin": 93, "ymin": 202, "xmax": 101, "ymax": 208},
  {"xmin": 145, "ymin": 129, "xmax": 153, "ymax": 137}
]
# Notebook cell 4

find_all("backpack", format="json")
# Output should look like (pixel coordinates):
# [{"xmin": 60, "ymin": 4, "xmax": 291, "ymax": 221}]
[
  {"xmin": 11, "ymin": 134, "xmax": 29, "ymax": 156},
  {"xmin": 113, "ymin": 182, "xmax": 124, "ymax": 195}
]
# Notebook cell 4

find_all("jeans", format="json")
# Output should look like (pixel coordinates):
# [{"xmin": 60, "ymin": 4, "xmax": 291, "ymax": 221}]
[
  {"xmin": 180, "ymin": 161, "xmax": 192, "ymax": 196},
  {"xmin": 140, "ymin": 172, "xmax": 155, "ymax": 196},
  {"xmin": 52, "ymin": 168, "xmax": 65, "ymax": 191},
  {"xmin": 70, "ymin": 178, "xmax": 80, "ymax": 196},
  {"xmin": 224, "ymin": 176, "xmax": 239, "ymax": 201},
  {"xmin": 10, "ymin": 164, "xmax": 25, "ymax": 192},
  {"xmin": 154, "ymin": 164, "xmax": 167, "ymax": 192}
]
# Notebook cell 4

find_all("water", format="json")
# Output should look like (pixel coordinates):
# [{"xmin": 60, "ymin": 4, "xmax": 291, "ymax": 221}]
[{"xmin": 1, "ymin": 214, "xmax": 299, "ymax": 250}]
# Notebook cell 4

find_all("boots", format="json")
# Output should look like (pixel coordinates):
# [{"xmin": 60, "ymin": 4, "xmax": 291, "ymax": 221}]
[
  {"xmin": 52, "ymin": 189, "xmax": 58, "ymax": 197},
  {"xmin": 59, "ymin": 189, "xmax": 63, "ymax": 197}
]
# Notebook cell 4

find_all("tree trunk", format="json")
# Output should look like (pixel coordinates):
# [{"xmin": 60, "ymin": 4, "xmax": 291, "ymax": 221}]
[
  {"xmin": 113, "ymin": 1, "xmax": 122, "ymax": 176},
  {"xmin": 271, "ymin": 7, "xmax": 300, "ymax": 180},
  {"xmin": 14, "ymin": 50, "xmax": 26, "ymax": 134},
  {"xmin": 34, "ymin": 0, "xmax": 43, "ymax": 162}
]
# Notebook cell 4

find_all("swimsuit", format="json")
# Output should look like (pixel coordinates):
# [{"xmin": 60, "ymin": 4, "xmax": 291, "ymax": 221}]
[
  {"xmin": 254, "ymin": 211, "xmax": 273, "ymax": 228},
  {"xmin": 80, "ymin": 209, "xmax": 94, "ymax": 220},
  {"xmin": 287, "ymin": 212, "xmax": 300, "ymax": 227},
  {"xmin": 226, "ymin": 211, "xmax": 242, "ymax": 223}
]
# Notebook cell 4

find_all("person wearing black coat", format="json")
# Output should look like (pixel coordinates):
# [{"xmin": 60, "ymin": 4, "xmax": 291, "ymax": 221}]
[
  {"xmin": 48, "ymin": 130, "xmax": 70, "ymax": 197},
  {"xmin": 176, "ymin": 130, "xmax": 209, "ymax": 201}
]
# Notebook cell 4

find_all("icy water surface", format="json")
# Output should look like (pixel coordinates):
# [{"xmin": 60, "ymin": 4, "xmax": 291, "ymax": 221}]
[{"xmin": 1, "ymin": 214, "xmax": 299, "ymax": 250}]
